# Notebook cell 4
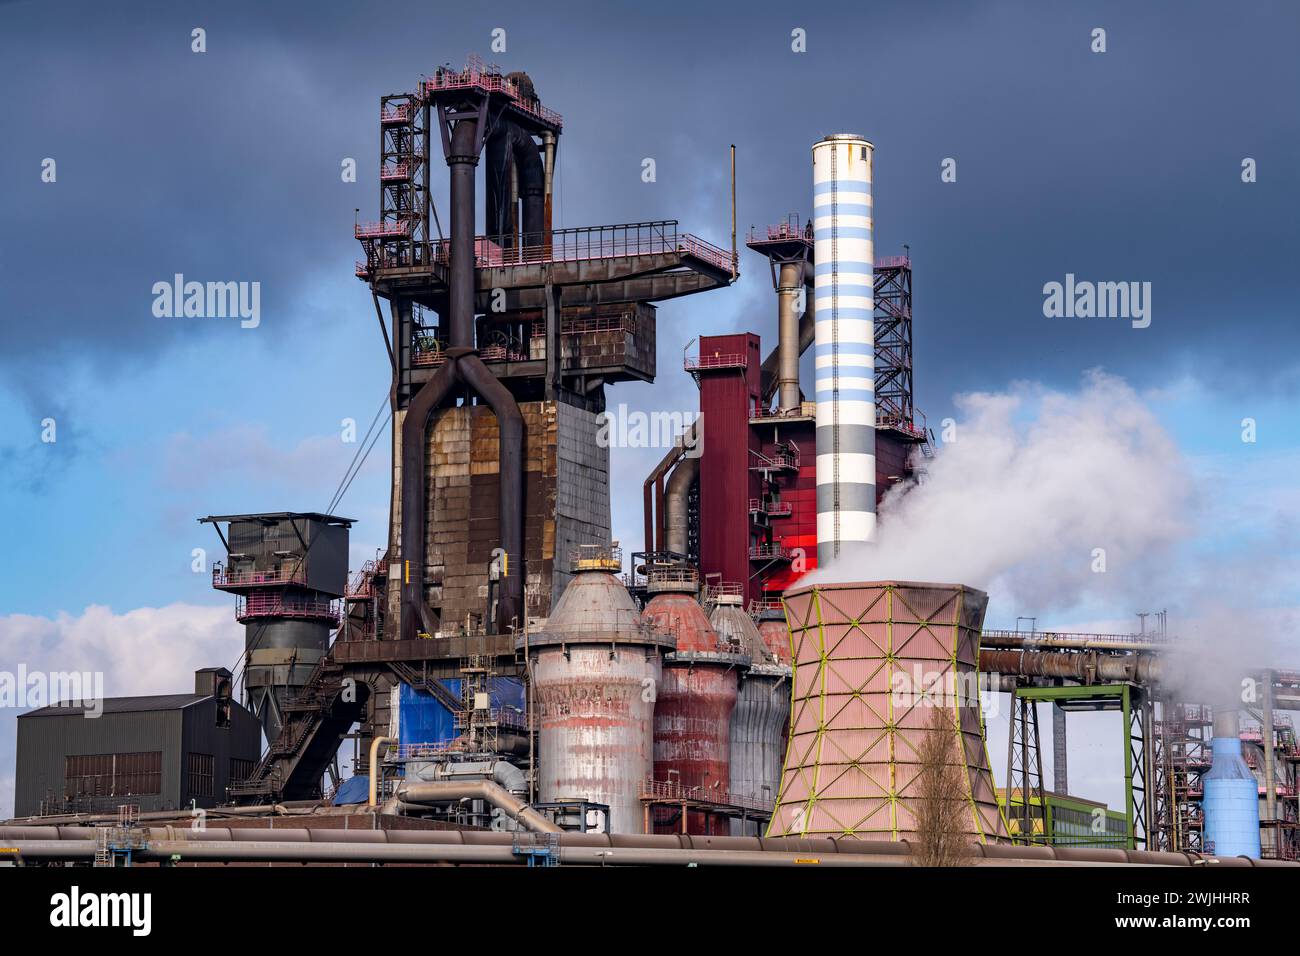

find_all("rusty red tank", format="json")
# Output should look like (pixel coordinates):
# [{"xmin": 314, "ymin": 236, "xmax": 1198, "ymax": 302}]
[{"xmin": 643, "ymin": 568, "xmax": 743, "ymax": 835}]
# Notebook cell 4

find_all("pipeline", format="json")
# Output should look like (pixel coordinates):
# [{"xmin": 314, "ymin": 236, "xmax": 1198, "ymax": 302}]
[
  {"xmin": 387, "ymin": 780, "xmax": 559, "ymax": 833},
  {"xmin": 2, "ymin": 825, "xmax": 1287, "ymax": 867},
  {"xmin": 980, "ymin": 649, "xmax": 1162, "ymax": 684},
  {"xmin": 664, "ymin": 455, "xmax": 698, "ymax": 556},
  {"xmin": 398, "ymin": 113, "xmax": 525, "ymax": 637},
  {"xmin": 642, "ymin": 419, "xmax": 699, "ymax": 554},
  {"xmin": 486, "ymin": 119, "xmax": 545, "ymax": 245},
  {"xmin": 776, "ymin": 261, "xmax": 801, "ymax": 411}
]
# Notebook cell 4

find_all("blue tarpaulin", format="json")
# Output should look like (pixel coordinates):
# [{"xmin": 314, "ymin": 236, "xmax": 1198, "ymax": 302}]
[{"xmin": 332, "ymin": 775, "xmax": 370, "ymax": 805}]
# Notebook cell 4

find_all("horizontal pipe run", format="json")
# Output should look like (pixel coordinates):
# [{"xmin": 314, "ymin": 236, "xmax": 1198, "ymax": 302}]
[
  {"xmin": 0, "ymin": 839, "xmax": 1207, "ymax": 867},
  {"xmin": 3, "ymin": 827, "xmax": 1284, "ymax": 867}
]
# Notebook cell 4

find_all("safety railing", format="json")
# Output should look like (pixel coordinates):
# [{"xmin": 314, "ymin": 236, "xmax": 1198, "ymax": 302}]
[
  {"xmin": 213, "ymin": 566, "xmax": 307, "ymax": 588},
  {"xmin": 748, "ymin": 499, "xmax": 793, "ymax": 517},
  {"xmin": 684, "ymin": 351, "xmax": 746, "ymax": 372},
  {"xmin": 433, "ymin": 221, "xmax": 729, "ymax": 271},
  {"xmin": 380, "ymin": 162, "xmax": 413, "ymax": 181},
  {"xmin": 380, "ymin": 103, "xmax": 412, "ymax": 124},
  {"xmin": 639, "ymin": 777, "xmax": 774, "ymax": 813},
  {"xmin": 236, "ymin": 593, "xmax": 340, "ymax": 624},
  {"xmin": 354, "ymin": 220, "xmax": 413, "ymax": 239},
  {"xmin": 747, "ymin": 215, "xmax": 808, "ymax": 243},
  {"xmin": 423, "ymin": 56, "xmax": 564, "ymax": 128},
  {"xmin": 748, "ymin": 542, "xmax": 789, "ymax": 561}
]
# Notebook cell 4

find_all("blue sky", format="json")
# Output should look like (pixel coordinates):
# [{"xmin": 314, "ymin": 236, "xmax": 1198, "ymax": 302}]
[{"xmin": 1, "ymin": 0, "xmax": 1298, "ymax": 815}]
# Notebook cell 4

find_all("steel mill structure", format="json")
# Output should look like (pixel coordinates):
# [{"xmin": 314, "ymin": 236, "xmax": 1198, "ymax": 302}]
[{"xmin": 11, "ymin": 55, "xmax": 1300, "ymax": 870}]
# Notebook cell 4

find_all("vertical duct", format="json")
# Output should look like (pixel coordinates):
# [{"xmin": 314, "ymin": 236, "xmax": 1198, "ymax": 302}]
[
  {"xmin": 664, "ymin": 455, "xmax": 698, "ymax": 557},
  {"xmin": 1203, "ymin": 708, "xmax": 1262, "ymax": 858},
  {"xmin": 811, "ymin": 135, "xmax": 875, "ymax": 568},
  {"xmin": 777, "ymin": 261, "xmax": 801, "ymax": 412}
]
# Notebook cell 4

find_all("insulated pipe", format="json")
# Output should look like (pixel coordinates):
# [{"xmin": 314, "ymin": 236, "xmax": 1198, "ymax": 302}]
[
  {"xmin": 393, "ymin": 781, "xmax": 560, "ymax": 833},
  {"xmin": 777, "ymin": 262, "xmax": 802, "ymax": 411},
  {"xmin": 642, "ymin": 419, "xmax": 699, "ymax": 554},
  {"xmin": 664, "ymin": 455, "xmax": 699, "ymax": 557},
  {"xmin": 759, "ymin": 302, "xmax": 814, "ymax": 403},
  {"xmin": 979, "ymin": 649, "xmax": 1163, "ymax": 684},
  {"xmin": 3, "ymin": 828, "xmax": 1281, "ymax": 867},
  {"xmin": 368, "ymin": 736, "xmax": 394, "ymax": 807}
]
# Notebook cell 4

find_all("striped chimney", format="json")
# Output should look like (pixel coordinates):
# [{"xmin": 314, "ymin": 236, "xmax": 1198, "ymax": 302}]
[{"xmin": 812, "ymin": 134, "xmax": 875, "ymax": 567}]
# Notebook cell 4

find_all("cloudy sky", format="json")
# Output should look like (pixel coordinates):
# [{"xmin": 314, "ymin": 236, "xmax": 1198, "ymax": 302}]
[{"xmin": 1, "ymin": 0, "xmax": 1298, "ymax": 817}]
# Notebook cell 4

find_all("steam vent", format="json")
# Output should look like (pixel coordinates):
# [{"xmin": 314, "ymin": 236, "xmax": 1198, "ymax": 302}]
[{"xmin": 769, "ymin": 581, "xmax": 1007, "ymax": 841}]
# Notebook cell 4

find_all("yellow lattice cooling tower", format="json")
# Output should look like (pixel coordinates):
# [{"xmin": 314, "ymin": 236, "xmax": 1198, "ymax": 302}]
[{"xmin": 768, "ymin": 581, "xmax": 1007, "ymax": 842}]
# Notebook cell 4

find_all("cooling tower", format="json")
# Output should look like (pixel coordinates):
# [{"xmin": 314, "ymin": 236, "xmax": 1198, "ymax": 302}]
[
  {"xmin": 812, "ymin": 134, "xmax": 876, "ymax": 567},
  {"xmin": 518, "ymin": 548, "xmax": 673, "ymax": 834},
  {"xmin": 1203, "ymin": 709, "xmax": 1262, "ymax": 858},
  {"xmin": 769, "ymin": 581, "xmax": 1006, "ymax": 842}
]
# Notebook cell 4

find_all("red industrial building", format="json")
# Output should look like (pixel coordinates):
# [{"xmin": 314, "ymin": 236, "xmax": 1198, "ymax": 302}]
[{"xmin": 641, "ymin": 220, "xmax": 931, "ymax": 610}]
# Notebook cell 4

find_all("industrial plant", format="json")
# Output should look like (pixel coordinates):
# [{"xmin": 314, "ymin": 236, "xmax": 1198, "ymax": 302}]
[{"xmin": 6, "ymin": 56, "xmax": 1299, "ymax": 870}]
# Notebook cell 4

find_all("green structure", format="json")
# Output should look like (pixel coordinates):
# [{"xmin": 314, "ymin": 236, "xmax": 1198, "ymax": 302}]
[
  {"xmin": 998, "ymin": 789, "xmax": 1128, "ymax": 848},
  {"xmin": 1005, "ymin": 683, "xmax": 1153, "ymax": 850}
]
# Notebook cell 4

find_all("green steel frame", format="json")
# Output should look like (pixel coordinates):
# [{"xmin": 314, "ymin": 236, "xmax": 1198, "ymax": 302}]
[{"xmin": 1011, "ymin": 684, "xmax": 1151, "ymax": 850}]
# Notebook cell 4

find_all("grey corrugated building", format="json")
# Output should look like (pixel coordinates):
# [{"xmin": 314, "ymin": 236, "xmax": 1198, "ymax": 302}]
[{"xmin": 12, "ymin": 667, "xmax": 261, "ymax": 818}]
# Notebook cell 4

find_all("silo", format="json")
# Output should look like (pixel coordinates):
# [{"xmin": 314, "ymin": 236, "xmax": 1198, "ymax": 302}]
[
  {"xmin": 812, "ymin": 134, "xmax": 876, "ymax": 568},
  {"xmin": 769, "ymin": 580, "xmax": 1006, "ymax": 843},
  {"xmin": 518, "ymin": 546, "xmax": 672, "ymax": 834},
  {"xmin": 644, "ymin": 567, "xmax": 744, "ymax": 834},
  {"xmin": 1203, "ymin": 709, "xmax": 1262, "ymax": 858},
  {"xmin": 712, "ymin": 594, "xmax": 790, "ymax": 834}
]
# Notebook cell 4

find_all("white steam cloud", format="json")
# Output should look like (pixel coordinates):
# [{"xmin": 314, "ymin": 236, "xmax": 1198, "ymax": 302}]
[{"xmin": 810, "ymin": 370, "xmax": 1194, "ymax": 612}]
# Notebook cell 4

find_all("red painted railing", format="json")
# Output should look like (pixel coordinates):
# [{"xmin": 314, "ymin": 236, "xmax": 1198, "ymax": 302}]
[
  {"xmin": 236, "ymin": 593, "xmax": 340, "ymax": 624},
  {"xmin": 685, "ymin": 352, "xmax": 746, "ymax": 371},
  {"xmin": 213, "ymin": 567, "xmax": 306, "ymax": 588}
]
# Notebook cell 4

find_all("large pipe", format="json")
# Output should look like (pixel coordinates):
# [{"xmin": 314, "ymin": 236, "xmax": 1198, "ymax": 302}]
[
  {"xmin": 760, "ymin": 302, "xmax": 814, "ymax": 403},
  {"xmin": 664, "ymin": 455, "xmax": 699, "ymax": 556},
  {"xmin": 368, "ymin": 736, "xmax": 394, "ymax": 807},
  {"xmin": 980, "ymin": 649, "xmax": 1162, "ymax": 684},
  {"xmin": 777, "ymin": 262, "xmax": 801, "ymax": 411},
  {"xmin": 400, "ymin": 361, "xmax": 459, "ymax": 640},
  {"xmin": 397, "ymin": 110, "xmax": 525, "ymax": 637},
  {"xmin": 457, "ymin": 355, "xmax": 524, "ymax": 630},
  {"xmin": 486, "ymin": 120, "xmax": 544, "ymax": 244},
  {"xmin": 811, "ymin": 134, "xmax": 876, "ymax": 566},
  {"xmin": 3, "ymin": 826, "xmax": 1283, "ymax": 867},
  {"xmin": 447, "ymin": 118, "xmax": 479, "ymax": 348},
  {"xmin": 393, "ymin": 781, "xmax": 560, "ymax": 833}
]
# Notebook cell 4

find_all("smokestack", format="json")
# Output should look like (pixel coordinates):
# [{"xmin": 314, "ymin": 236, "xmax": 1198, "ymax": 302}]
[
  {"xmin": 1203, "ymin": 707, "xmax": 1262, "ymax": 858},
  {"xmin": 812, "ymin": 135, "xmax": 875, "ymax": 567}
]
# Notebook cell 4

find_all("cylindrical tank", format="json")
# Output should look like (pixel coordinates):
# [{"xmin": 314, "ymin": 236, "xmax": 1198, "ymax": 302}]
[
  {"xmin": 644, "ymin": 569, "xmax": 743, "ymax": 835},
  {"xmin": 1203, "ymin": 709, "xmax": 1262, "ymax": 858},
  {"xmin": 711, "ymin": 595, "xmax": 790, "ymax": 835},
  {"xmin": 757, "ymin": 614, "xmax": 793, "ymax": 665},
  {"xmin": 812, "ymin": 133, "xmax": 876, "ymax": 568},
  {"xmin": 517, "ymin": 547, "xmax": 673, "ymax": 834}
]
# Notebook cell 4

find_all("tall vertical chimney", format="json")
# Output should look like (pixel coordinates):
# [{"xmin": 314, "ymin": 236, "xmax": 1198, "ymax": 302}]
[{"xmin": 812, "ymin": 134, "xmax": 875, "ymax": 567}]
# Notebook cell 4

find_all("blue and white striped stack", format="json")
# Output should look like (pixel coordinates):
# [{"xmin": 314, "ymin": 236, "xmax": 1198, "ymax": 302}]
[{"xmin": 812, "ymin": 134, "xmax": 875, "ymax": 567}]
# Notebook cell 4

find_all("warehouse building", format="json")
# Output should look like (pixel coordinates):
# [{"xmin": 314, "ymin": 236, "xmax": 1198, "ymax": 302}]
[{"xmin": 12, "ymin": 668, "xmax": 260, "ymax": 817}]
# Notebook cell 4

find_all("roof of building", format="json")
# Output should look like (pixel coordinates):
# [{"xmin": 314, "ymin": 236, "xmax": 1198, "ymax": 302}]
[
  {"xmin": 19, "ymin": 693, "xmax": 209, "ymax": 718},
  {"xmin": 198, "ymin": 512, "xmax": 354, "ymax": 527}
]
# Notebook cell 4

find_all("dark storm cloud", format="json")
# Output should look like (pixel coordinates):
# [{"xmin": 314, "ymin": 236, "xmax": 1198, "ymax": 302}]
[{"xmin": 1, "ymin": 0, "xmax": 1296, "ymax": 409}]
